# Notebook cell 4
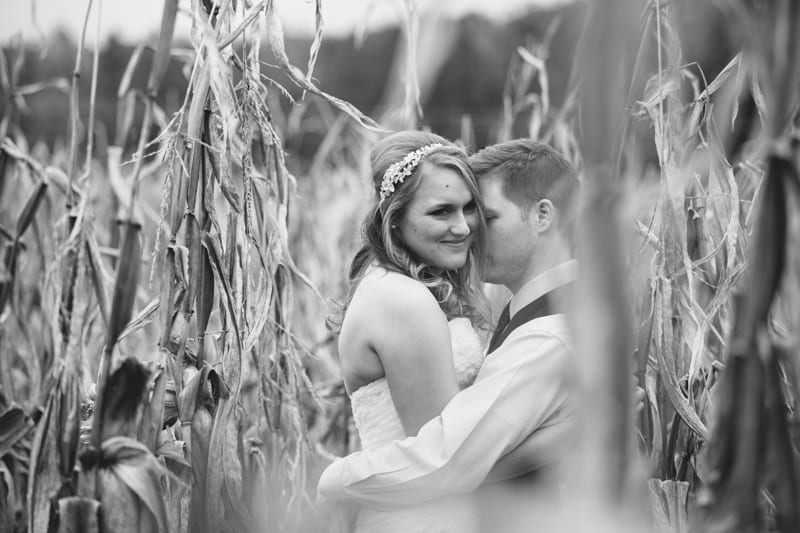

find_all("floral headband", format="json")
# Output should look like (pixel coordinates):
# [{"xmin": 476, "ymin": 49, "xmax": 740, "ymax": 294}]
[{"xmin": 379, "ymin": 143, "xmax": 443, "ymax": 202}]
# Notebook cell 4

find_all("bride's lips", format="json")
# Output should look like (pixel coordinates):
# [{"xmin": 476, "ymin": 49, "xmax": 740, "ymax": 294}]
[{"xmin": 440, "ymin": 238, "xmax": 470, "ymax": 248}]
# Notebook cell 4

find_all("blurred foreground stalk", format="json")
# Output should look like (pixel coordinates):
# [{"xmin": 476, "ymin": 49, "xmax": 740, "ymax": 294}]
[
  {"xmin": 568, "ymin": 0, "xmax": 643, "ymax": 511},
  {"xmin": 700, "ymin": 2, "xmax": 800, "ymax": 533}
]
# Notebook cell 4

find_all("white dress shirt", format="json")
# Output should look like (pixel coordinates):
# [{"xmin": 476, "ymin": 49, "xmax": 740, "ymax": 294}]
[{"xmin": 317, "ymin": 260, "xmax": 577, "ymax": 509}]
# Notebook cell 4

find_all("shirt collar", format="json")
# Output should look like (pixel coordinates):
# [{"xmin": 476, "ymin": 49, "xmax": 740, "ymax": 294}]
[{"xmin": 509, "ymin": 259, "xmax": 578, "ymax": 318}]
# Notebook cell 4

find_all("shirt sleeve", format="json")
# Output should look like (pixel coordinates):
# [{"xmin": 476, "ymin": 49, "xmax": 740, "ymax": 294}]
[{"xmin": 317, "ymin": 321, "xmax": 572, "ymax": 509}]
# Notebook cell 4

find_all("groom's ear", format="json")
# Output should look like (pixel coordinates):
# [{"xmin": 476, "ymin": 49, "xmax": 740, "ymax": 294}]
[{"xmin": 534, "ymin": 199, "xmax": 555, "ymax": 232}]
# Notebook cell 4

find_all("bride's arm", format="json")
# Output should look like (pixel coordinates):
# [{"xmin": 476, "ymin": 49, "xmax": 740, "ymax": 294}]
[
  {"xmin": 370, "ymin": 276, "xmax": 460, "ymax": 435},
  {"xmin": 484, "ymin": 422, "xmax": 571, "ymax": 482}
]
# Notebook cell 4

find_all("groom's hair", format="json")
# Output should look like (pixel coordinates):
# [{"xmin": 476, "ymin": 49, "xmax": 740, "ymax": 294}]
[{"xmin": 469, "ymin": 139, "xmax": 579, "ymax": 216}]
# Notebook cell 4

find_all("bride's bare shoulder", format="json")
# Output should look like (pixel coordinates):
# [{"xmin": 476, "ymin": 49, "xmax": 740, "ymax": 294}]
[
  {"xmin": 356, "ymin": 268, "xmax": 438, "ymax": 308},
  {"xmin": 350, "ymin": 267, "xmax": 439, "ymax": 317}
]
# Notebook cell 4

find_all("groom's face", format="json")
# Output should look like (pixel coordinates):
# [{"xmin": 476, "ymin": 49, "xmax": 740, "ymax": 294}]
[{"xmin": 479, "ymin": 177, "xmax": 538, "ymax": 291}]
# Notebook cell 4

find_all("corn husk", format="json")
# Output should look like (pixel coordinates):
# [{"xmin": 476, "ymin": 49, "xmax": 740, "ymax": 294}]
[{"xmin": 98, "ymin": 437, "xmax": 170, "ymax": 533}]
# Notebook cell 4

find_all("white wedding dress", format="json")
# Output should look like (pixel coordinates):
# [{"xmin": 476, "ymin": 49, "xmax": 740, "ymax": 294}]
[{"xmin": 349, "ymin": 317, "xmax": 485, "ymax": 533}]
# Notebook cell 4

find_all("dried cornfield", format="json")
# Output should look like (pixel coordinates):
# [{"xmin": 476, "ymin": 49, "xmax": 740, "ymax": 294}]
[{"xmin": 1, "ymin": 1, "xmax": 799, "ymax": 533}]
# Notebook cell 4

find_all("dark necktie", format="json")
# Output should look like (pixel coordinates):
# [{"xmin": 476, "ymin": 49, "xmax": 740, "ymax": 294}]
[
  {"xmin": 485, "ymin": 282, "xmax": 572, "ymax": 354},
  {"xmin": 487, "ymin": 302, "xmax": 511, "ymax": 354}
]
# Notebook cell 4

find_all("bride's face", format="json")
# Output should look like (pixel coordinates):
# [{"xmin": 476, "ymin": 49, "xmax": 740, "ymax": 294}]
[{"xmin": 397, "ymin": 165, "xmax": 478, "ymax": 272}]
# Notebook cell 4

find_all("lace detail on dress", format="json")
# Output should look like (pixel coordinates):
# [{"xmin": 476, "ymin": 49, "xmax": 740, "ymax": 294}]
[
  {"xmin": 350, "ymin": 378, "xmax": 405, "ymax": 450},
  {"xmin": 449, "ymin": 317, "xmax": 485, "ymax": 389}
]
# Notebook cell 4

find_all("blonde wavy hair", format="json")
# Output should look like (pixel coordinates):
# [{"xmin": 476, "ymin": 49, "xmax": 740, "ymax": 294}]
[{"xmin": 329, "ymin": 131, "xmax": 489, "ymax": 332}]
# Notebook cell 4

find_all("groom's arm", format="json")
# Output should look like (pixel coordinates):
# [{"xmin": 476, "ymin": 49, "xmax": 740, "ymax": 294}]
[
  {"xmin": 317, "ymin": 319, "xmax": 573, "ymax": 508},
  {"xmin": 484, "ymin": 418, "xmax": 572, "ymax": 483}
]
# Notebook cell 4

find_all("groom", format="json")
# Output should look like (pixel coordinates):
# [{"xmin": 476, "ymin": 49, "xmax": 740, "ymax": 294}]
[{"xmin": 318, "ymin": 139, "xmax": 580, "ymax": 529}]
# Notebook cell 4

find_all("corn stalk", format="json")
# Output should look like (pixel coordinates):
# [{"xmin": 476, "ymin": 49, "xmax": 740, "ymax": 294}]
[
  {"xmin": 699, "ymin": 2, "xmax": 800, "ymax": 532},
  {"xmin": 568, "ymin": 0, "xmax": 641, "ymax": 510},
  {"xmin": 23, "ymin": 0, "xmax": 110, "ymax": 529},
  {"xmin": 146, "ymin": 1, "xmax": 376, "ymax": 532}
]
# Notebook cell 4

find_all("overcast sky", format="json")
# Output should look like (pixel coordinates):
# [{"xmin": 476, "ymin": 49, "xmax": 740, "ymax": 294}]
[{"xmin": 2, "ymin": 0, "xmax": 571, "ymax": 44}]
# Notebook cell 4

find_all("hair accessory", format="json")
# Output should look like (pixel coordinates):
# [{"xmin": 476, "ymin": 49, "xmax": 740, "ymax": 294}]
[{"xmin": 379, "ymin": 143, "xmax": 444, "ymax": 202}]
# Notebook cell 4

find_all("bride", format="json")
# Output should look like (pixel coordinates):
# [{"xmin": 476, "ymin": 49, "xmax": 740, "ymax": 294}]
[{"xmin": 326, "ymin": 130, "xmax": 490, "ymax": 532}]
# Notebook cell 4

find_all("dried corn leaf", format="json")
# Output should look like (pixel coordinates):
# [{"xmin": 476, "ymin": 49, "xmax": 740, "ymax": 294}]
[
  {"xmin": 305, "ymin": 0, "xmax": 324, "ymax": 88},
  {"xmin": 139, "ymin": 363, "xmax": 167, "ymax": 452},
  {"xmin": 107, "ymin": 221, "xmax": 142, "ymax": 348},
  {"xmin": 696, "ymin": 53, "xmax": 741, "ymax": 102},
  {"xmin": 158, "ymin": 245, "xmax": 187, "ymax": 351},
  {"xmin": 196, "ymin": 245, "xmax": 215, "ymax": 366},
  {"xmin": 209, "ymin": 146, "xmax": 241, "ymax": 213},
  {"xmin": 83, "ymin": 236, "xmax": 112, "ymax": 331},
  {"xmin": 14, "ymin": 181, "xmax": 47, "ymax": 239},
  {"xmin": 0, "ymin": 224, "xmax": 12, "ymax": 242},
  {"xmin": 184, "ymin": 213, "xmax": 203, "ymax": 311},
  {"xmin": 202, "ymin": 233, "xmax": 242, "ymax": 356},
  {"xmin": 117, "ymin": 297, "xmax": 159, "ymax": 343},
  {"xmin": 0, "ymin": 139, "xmax": 45, "ymax": 176},
  {"xmin": 217, "ymin": 0, "xmax": 269, "ymax": 50},
  {"xmin": 0, "ymin": 461, "xmax": 19, "ymax": 533},
  {"xmin": 184, "ymin": 70, "xmax": 211, "ymax": 158},
  {"xmin": 0, "ymin": 405, "xmax": 35, "ymax": 458},
  {"xmin": 654, "ymin": 276, "xmax": 709, "ymax": 440},
  {"xmin": 205, "ymin": 402, "xmax": 247, "ymax": 532},
  {"xmin": 749, "ymin": 76, "xmax": 768, "ymax": 128},
  {"xmin": 264, "ymin": 0, "xmax": 381, "ymax": 131},
  {"xmin": 100, "ymin": 436, "xmax": 170, "ymax": 533},
  {"xmin": 27, "ymin": 370, "xmax": 81, "ymax": 533},
  {"xmin": 157, "ymin": 437, "xmax": 191, "ymax": 485},
  {"xmin": 645, "ymin": 365, "xmax": 664, "ymax": 470},
  {"xmin": 198, "ymin": 26, "xmax": 237, "ymax": 142}
]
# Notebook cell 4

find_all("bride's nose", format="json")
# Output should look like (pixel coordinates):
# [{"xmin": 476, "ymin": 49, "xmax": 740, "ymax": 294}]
[{"xmin": 450, "ymin": 212, "xmax": 471, "ymax": 236}]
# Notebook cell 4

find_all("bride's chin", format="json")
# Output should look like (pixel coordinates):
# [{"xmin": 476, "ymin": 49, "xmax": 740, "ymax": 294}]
[{"xmin": 433, "ymin": 258, "xmax": 468, "ymax": 274}]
